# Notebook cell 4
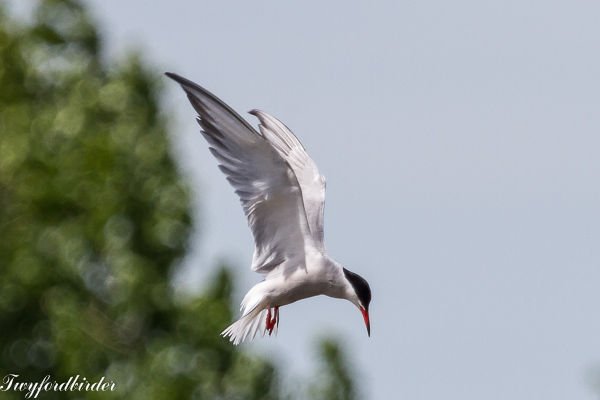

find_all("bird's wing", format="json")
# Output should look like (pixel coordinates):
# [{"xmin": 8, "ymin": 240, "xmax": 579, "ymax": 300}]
[
  {"xmin": 249, "ymin": 110, "xmax": 327, "ymax": 253},
  {"xmin": 166, "ymin": 73, "xmax": 316, "ymax": 277}
]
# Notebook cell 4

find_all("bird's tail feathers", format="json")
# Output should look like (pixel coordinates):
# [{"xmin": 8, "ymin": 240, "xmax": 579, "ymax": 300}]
[
  {"xmin": 221, "ymin": 307, "xmax": 277, "ymax": 345},
  {"xmin": 239, "ymin": 290, "xmax": 263, "ymax": 316}
]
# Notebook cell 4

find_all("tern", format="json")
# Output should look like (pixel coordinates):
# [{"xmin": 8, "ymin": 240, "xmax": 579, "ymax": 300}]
[{"xmin": 167, "ymin": 73, "xmax": 372, "ymax": 345}]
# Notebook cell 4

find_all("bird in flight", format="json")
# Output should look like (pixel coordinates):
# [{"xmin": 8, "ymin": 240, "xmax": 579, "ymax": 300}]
[{"xmin": 167, "ymin": 73, "xmax": 371, "ymax": 345}]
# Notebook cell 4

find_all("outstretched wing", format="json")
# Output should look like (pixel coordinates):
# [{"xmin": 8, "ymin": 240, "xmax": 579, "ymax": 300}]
[
  {"xmin": 249, "ymin": 110, "xmax": 327, "ymax": 253},
  {"xmin": 167, "ymin": 73, "xmax": 315, "ymax": 276}
]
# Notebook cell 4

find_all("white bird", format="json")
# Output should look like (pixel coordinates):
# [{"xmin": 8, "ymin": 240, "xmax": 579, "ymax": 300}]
[{"xmin": 167, "ymin": 73, "xmax": 371, "ymax": 345}]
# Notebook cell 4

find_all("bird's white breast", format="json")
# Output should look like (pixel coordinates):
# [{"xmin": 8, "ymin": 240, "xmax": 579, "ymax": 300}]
[{"xmin": 260, "ymin": 251, "xmax": 344, "ymax": 307}]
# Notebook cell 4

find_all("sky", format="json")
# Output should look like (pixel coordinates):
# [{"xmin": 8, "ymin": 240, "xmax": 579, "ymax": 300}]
[{"xmin": 8, "ymin": 1, "xmax": 600, "ymax": 399}]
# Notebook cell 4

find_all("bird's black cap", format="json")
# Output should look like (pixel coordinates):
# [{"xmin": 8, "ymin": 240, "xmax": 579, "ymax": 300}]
[{"xmin": 343, "ymin": 268, "xmax": 371, "ymax": 309}]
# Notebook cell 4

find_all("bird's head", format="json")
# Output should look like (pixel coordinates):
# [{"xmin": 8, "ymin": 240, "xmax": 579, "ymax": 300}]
[{"xmin": 342, "ymin": 267, "xmax": 372, "ymax": 336}]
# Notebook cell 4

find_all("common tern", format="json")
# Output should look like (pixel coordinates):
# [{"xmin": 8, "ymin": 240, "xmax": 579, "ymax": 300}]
[{"xmin": 167, "ymin": 73, "xmax": 372, "ymax": 345}]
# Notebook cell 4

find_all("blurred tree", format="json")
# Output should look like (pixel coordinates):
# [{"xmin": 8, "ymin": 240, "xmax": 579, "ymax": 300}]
[
  {"xmin": 585, "ymin": 363, "xmax": 600, "ymax": 400},
  {"xmin": 0, "ymin": 1, "xmax": 362, "ymax": 399},
  {"xmin": 308, "ymin": 339, "xmax": 359, "ymax": 400}
]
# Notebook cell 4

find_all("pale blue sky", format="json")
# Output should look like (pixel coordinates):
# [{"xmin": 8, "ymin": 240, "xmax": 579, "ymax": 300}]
[{"xmin": 10, "ymin": 1, "xmax": 600, "ymax": 399}]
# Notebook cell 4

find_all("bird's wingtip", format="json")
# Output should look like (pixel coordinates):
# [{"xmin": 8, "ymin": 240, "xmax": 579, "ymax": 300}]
[
  {"xmin": 165, "ymin": 72, "xmax": 186, "ymax": 84},
  {"xmin": 248, "ymin": 109, "xmax": 261, "ymax": 116}
]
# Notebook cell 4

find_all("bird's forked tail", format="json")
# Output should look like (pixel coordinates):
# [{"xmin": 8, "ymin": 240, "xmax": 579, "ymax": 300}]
[{"xmin": 221, "ymin": 305, "xmax": 279, "ymax": 345}]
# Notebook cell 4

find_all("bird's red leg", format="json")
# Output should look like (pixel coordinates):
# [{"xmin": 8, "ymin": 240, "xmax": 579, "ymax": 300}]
[{"xmin": 266, "ymin": 306, "xmax": 279, "ymax": 336}]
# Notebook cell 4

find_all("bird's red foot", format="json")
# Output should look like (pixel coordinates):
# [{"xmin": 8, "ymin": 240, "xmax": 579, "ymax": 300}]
[{"xmin": 266, "ymin": 306, "xmax": 279, "ymax": 336}]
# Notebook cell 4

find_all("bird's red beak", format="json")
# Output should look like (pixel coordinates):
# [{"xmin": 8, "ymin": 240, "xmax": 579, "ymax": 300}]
[{"xmin": 360, "ymin": 306, "xmax": 370, "ymax": 337}]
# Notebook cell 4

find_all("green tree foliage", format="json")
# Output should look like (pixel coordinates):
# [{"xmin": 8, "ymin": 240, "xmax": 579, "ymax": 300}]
[
  {"xmin": 0, "ymin": 1, "xmax": 362, "ymax": 399},
  {"xmin": 309, "ymin": 339, "xmax": 359, "ymax": 400}
]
